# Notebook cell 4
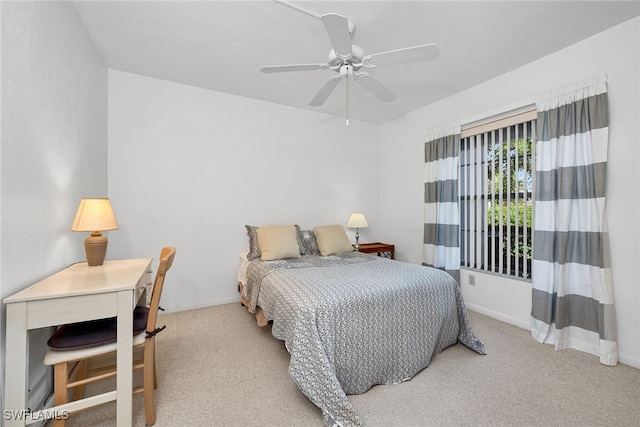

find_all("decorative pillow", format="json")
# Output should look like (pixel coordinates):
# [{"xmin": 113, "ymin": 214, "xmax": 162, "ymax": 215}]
[
  {"xmin": 247, "ymin": 224, "xmax": 304, "ymax": 259},
  {"xmin": 299, "ymin": 229, "xmax": 321, "ymax": 255},
  {"xmin": 245, "ymin": 225, "xmax": 261, "ymax": 260},
  {"xmin": 257, "ymin": 224, "xmax": 302, "ymax": 261},
  {"xmin": 294, "ymin": 224, "xmax": 305, "ymax": 255},
  {"xmin": 313, "ymin": 225, "xmax": 354, "ymax": 256}
]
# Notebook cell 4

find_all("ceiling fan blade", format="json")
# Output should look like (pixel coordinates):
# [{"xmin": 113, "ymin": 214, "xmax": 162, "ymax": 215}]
[
  {"xmin": 354, "ymin": 72, "xmax": 398, "ymax": 102},
  {"xmin": 364, "ymin": 44, "xmax": 440, "ymax": 68},
  {"xmin": 260, "ymin": 63, "xmax": 330, "ymax": 73},
  {"xmin": 273, "ymin": 0, "xmax": 322, "ymax": 19},
  {"xmin": 321, "ymin": 13, "xmax": 353, "ymax": 60},
  {"xmin": 309, "ymin": 76, "xmax": 342, "ymax": 106}
]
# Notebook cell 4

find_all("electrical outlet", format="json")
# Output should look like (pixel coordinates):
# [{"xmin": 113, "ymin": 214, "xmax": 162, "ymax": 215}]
[{"xmin": 468, "ymin": 274, "xmax": 476, "ymax": 286}]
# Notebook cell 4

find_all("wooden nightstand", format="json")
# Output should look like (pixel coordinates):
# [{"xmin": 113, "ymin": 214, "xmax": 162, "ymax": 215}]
[{"xmin": 357, "ymin": 242, "xmax": 395, "ymax": 259}]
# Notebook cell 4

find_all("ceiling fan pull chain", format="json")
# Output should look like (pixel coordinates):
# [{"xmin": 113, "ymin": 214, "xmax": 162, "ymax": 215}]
[{"xmin": 346, "ymin": 73, "xmax": 349, "ymax": 126}]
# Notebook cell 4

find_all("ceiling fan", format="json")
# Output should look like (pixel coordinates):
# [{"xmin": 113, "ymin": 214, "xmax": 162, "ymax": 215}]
[{"xmin": 260, "ymin": 0, "xmax": 440, "ymax": 112}]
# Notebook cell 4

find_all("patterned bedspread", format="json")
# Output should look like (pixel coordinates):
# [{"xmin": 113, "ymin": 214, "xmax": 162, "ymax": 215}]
[{"xmin": 243, "ymin": 253, "xmax": 486, "ymax": 426}]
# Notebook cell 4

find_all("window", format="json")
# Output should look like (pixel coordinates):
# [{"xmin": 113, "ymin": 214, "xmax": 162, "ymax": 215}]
[{"xmin": 459, "ymin": 110, "xmax": 536, "ymax": 279}]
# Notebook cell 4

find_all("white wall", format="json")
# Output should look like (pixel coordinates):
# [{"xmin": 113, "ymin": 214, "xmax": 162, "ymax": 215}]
[
  {"xmin": 0, "ymin": 1, "xmax": 107, "ymax": 414},
  {"xmin": 107, "ymin": 70, "xmax": 380, "ymax": 312},
  {"xmin": 379, "ymin": 17, "xmax": 640, "ymax": 368},
  {"xmin": 2, "ymin": 9, "xmax": 638, "ymax": 420}
]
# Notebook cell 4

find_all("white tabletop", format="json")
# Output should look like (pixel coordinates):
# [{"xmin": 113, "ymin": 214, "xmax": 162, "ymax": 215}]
[{"xmin": 3, "ymin": 258, "xmax": 152, "ymax": 303}]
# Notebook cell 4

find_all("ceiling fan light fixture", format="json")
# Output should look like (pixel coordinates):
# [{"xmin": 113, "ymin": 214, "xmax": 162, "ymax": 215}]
[{"xmin": 339, "ymin": 65, "xmax": 353, "ymax": 77}]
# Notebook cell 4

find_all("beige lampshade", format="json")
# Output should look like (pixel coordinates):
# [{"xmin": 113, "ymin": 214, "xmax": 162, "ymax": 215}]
[
  {"xmin": 71, "ymin": 198, "xmax": 119, "ymax": 232},
  {"xmin": 347, "ymin": 213, "xmax": 369, "ymax": 229},
  {"xmin": 71, "ymin": 198, "xmax": 118, "ymax": 266}
]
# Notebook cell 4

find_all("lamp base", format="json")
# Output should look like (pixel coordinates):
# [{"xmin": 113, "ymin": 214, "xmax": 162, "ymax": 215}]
[{"xmin": 84, "ymin": 233, "xmax": 108, "ymax": 266}]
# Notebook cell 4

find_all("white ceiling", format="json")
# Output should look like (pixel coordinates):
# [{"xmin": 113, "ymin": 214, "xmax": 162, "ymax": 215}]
[{"xmin": 73, "ymin": 1, "xmax": 640, "ymax": 124}]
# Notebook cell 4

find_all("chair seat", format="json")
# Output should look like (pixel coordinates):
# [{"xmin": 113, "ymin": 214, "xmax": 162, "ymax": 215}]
[
  {"xmin": 47, "ymin": 306, "xmax": 149, "ymax": 352},
  {"xmin": 44, "ymin": 331, "xmax": 147, "ymax": 366}
]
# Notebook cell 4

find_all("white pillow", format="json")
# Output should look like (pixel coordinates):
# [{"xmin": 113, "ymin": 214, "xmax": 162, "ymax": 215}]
[
  {"xmin": 257, "ymin": 225, "xmax": 301, "ymax": 261},
  {"xmin": 313, "ymin": 225, "xmax": 353, "ymax": 256}
]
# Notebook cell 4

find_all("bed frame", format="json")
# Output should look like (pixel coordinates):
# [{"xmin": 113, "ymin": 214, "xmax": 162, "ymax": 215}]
[{"xmin": 238, "ymin": 281, "xmax": 269, "ymax": 327}]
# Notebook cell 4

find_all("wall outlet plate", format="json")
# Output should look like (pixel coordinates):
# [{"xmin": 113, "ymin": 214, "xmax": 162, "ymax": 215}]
[{"xmin": 468, "ymin": 274, "xmax": 476, "ymax": 286}]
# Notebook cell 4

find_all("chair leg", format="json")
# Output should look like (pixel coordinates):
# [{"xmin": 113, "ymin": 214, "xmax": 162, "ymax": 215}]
[
  {"xmin": 153, "ymin": 350, "xmax": 158, "ymax": 389},
  {"xmin": 53, "ymin": 363, "xmax": 68, "ymax": 427},
  {"xmin": 143, "ymin": 340, "xmax": 156, "ymax": 426},
  {"xmin": 72, "ymin": 359, "xmax": 88, "ymax": 401}
]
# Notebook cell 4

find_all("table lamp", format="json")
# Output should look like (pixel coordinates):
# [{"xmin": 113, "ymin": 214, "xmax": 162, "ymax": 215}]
[
  {"xmin": 347, "ymin": 212, "xmax": 369, "ymax": 250},
  {"xmin": 71, "ymin": 198, "xmax": 119, "ymax": 266}
]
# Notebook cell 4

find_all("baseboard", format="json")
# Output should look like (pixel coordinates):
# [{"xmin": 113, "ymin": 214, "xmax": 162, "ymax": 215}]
[
  {"xmin": 466, "ymin": 303, "xmax": 640, "ymax": 370},
  {"xmin": 618, "ymin": 354, "xmax": 640, "ymax": 369},
  {"xmin": 465, "ymin": 303, "xmax": 530, "ymax": 330},
  {"xmin": 163, "ymin": 295, "xmax": 241, "ymax": 314}
]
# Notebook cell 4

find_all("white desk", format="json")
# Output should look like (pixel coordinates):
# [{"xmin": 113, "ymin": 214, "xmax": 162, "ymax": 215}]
[{"xmin": 3, "ymin": 258, "xmax": 152, "ymax": 426}]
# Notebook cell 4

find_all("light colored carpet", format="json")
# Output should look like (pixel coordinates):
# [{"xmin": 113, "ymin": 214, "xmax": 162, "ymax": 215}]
[{"xmin": 57, "ymin": 302, "xmax": 640, "ymax": 427}]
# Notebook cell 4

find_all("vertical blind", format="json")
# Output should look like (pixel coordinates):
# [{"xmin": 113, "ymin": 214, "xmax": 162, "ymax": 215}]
[{"xmin": 459, "ymin": 109, "xmax": 536, "ymax": 279}]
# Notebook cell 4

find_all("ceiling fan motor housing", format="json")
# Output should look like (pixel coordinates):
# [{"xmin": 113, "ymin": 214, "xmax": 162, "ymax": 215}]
[{"xmin": 328, "ymin": 45, "xmax": 365, "ymax": 70}]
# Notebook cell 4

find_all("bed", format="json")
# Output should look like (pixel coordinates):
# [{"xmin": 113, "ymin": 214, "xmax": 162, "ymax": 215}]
[{"xmin": 238, "ymin": 224, "xmax": 486, "ymax": 426}]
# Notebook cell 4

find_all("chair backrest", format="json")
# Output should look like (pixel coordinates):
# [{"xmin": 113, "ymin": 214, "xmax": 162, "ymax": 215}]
[{"xmin": 146, "ymin": 247, "xmax": 176, "ymax": 334}]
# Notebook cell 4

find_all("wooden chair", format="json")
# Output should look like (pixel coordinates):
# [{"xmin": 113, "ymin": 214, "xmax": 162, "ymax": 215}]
[{"xmin": 44, "ymin": 247, "xmax": 176, "ymax": 426}]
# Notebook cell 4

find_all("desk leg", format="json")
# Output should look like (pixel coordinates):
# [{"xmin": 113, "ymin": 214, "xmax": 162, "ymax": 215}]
[
  {"xmin": 5, "ymin": 302, "xmax": 28, "ymax": 427},
  {"xmin": 116, "ymin": 290, "xmax": 133, "ymax": 427}
]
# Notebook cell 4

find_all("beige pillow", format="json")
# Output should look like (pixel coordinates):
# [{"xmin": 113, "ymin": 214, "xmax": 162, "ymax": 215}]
[
  {"xmin": 257, "ymin": 225, "xmax": 301, "ymax": 261},
  {"xmin": 313, "ymin": 225, "xmax": 354, "ymax": 256}
]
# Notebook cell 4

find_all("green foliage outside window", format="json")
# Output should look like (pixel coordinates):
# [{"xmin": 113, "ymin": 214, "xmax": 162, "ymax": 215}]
[
  {"xmin": 488, "ymin": 202, "xmax": 532, "ymax": 228},
  {"xmin": 486, "ymin": 135, "xmax": 534, "ymax": 261},
  {"xmin": 487, "ymin": 136, "xmax": 533, "ymax": 199}
]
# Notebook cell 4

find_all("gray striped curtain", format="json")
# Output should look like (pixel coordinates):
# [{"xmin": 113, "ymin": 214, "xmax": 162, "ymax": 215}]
[
  {"xmin": 423, "ymin": 128, "xmax": 461, "ymax": 282},
  {"xmin": 531, "ymin": 75, "xmax": 617, "ymax": 365}
]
